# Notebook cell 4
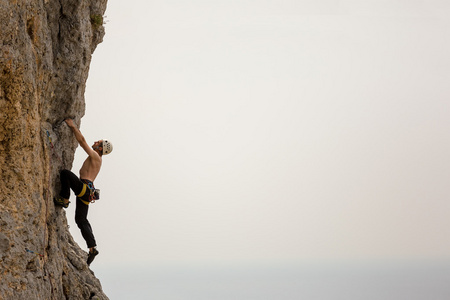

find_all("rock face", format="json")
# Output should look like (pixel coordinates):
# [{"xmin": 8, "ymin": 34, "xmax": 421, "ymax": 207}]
[{"xmin": 0, "ymin": 0, "xmax": 109, "ymax": 299}]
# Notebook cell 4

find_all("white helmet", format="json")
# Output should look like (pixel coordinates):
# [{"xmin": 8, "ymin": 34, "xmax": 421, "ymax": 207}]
[{"xmin": 102, "ymin": 140, "xmax": 113, "ymax": 155}]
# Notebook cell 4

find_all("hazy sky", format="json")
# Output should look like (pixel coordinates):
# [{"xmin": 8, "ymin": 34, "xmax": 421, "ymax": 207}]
[{"xmin": 67, "ymin": 0, "xmax": 450, "ymax": 268}]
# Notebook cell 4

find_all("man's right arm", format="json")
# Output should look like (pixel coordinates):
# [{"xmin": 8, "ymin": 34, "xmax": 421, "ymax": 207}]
[{"xmin": 65, "ymin": 119, "xmax": 97, "ymax": 157}]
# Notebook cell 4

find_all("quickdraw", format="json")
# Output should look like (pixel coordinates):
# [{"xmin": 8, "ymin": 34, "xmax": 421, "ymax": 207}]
[
  {"xmin": 46, "ymin": 131, "xmax": 54, "ymax": 148},
  {"xmin": 25, "ymin": 248, "xmax": 44, "ymax": 258},
  {"xmin": 44, "ymin": 129, "xmax": 62, "ymax": 163},
  {"xmin": 42, "ymin": 127, "xmax": 61, "ymax": 299}
]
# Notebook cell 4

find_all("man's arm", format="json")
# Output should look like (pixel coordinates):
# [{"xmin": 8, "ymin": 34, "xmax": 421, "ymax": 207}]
[{"xmin": 65, "ymin": 119, "xmax": 97, "ymax": 157}]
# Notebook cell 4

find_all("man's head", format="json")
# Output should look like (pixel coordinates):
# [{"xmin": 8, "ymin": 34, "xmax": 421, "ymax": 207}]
[{"xmin": 92, "ymin": 140, "xmax": 113, "ymax": 156}]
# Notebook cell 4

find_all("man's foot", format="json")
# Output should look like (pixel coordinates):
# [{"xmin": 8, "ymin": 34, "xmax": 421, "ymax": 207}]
[
  {"xmin": 87, "ymin": 248, "xmax": 99, "ymax": 266},
  {"xmin": 54, "ymin": 197, "xmax": 70, "ymax": 208}
]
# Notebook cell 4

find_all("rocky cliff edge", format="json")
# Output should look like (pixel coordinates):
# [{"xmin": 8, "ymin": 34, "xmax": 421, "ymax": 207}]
[{"xmin": 1, "ymin": 0, "xmax": 109, "ymax": 299}]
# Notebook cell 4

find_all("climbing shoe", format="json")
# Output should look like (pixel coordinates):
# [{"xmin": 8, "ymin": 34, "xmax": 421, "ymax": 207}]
[
  {"xmin": 87, "ymin": 248, "xmax": 99, "ymax": 266},
  {"xmin": 53, "ymin": 197, "xmax": 70, "ymax": 208}
]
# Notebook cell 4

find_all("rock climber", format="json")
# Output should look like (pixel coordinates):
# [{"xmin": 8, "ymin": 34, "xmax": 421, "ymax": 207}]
[{"xmin": 54, "ymin": 118, "xmax": 113, "ymax": 266}]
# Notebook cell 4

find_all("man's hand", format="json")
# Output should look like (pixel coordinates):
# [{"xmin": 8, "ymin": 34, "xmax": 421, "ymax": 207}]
[{"xmin": 65, "ymin": 119, "xmax": 76, "ymax": 128}]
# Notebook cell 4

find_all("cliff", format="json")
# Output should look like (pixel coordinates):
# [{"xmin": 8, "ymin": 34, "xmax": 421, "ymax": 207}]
[{"xmin": 0, "ymin": 0, "xmax": 109, "ymax": 299}]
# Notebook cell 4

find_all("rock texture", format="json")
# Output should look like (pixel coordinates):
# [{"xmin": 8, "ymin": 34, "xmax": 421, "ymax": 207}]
[{"xmin": 0, "ymin": 0, "xmax": 109, "ymax": 299}]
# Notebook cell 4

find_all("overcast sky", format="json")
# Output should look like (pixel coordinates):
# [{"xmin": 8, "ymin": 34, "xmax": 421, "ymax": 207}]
[{"xmin": 67, "ymin": 0, "xmax": 450, "ymax": 268}]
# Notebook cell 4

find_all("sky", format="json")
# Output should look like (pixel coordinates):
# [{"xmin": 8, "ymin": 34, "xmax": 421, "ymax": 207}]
[{"xmin": 66, "ymin": 0, "xmax": 450, "ymax": 268}]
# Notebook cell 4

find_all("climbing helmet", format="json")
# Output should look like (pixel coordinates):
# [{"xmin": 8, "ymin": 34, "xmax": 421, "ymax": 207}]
[{"xmin": 102, "ymin": 139, "xmax": 113, "ymax": 155}]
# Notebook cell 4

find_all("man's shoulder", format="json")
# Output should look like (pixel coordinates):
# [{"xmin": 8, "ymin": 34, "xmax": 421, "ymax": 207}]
[{"xmin": 88, "ymin": 151, "xmax": 102, "ymax": 161}]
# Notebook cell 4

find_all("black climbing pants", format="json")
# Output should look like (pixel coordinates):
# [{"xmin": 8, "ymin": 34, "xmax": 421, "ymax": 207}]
[{"xmin": 59, "ymin": 169, "xmax": 97, "ymax": 249}]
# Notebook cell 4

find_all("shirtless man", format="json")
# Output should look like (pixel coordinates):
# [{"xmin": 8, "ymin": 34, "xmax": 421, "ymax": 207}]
[{"xmin": 54, "ymin": 119, "xmax": 113, "ymax": 265}]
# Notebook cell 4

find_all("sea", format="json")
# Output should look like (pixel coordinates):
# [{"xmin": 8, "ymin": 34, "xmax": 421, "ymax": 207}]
[{"xmin": 93, "ymin": 261, "xmax": 450, "ymax": 300}]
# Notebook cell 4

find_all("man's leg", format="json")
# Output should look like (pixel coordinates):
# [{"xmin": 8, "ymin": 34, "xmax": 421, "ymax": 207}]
[
  {"xmin": 56, "ymin": 169, "xmax": 84, "ymax": 206},
  {"xmin": 75, "ymin": 198, "xmax": 97, "ymax": 248},
  {"xmin": 75, "ymin": 198, "xmax": 99, "ymax": 265}
]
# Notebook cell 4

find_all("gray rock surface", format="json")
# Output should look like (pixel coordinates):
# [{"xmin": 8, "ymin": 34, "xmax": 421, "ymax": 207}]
[{"xmin": 0, "ymin": 0, "xmax": 109, "ymax": 299}]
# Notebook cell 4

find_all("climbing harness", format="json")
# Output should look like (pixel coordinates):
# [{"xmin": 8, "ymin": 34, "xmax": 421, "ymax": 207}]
[{"xmin": 77, "ymin": 179, "xmax": 100, "ymax": 205}]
